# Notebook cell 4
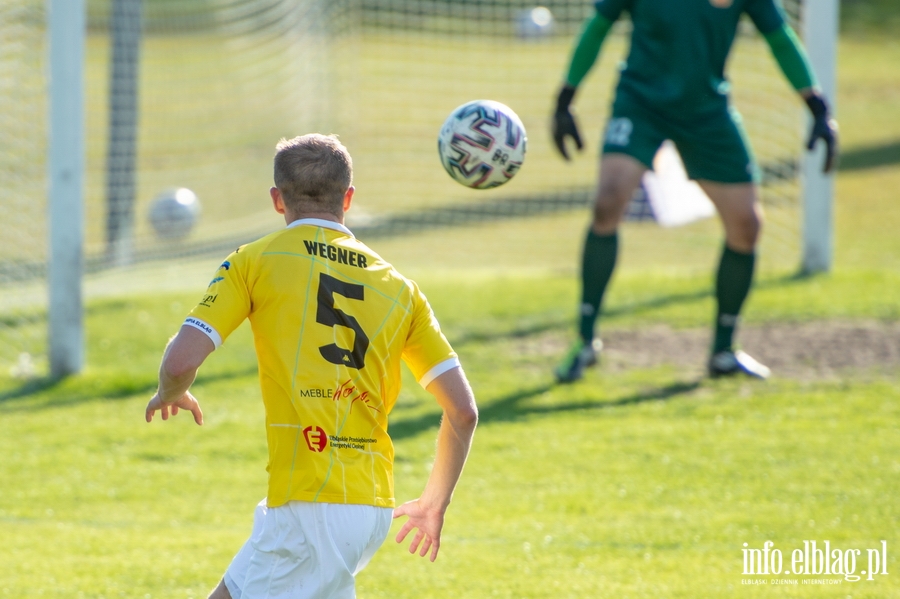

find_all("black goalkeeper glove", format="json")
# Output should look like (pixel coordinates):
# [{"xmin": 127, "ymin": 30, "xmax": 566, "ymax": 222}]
[
  {"xmin": 552, "ymin": 85, "xmax": 583, "ymax": 160},
  {"xmin": 805, "ymin": 92, "xmax": 839, "ymax": 173}
]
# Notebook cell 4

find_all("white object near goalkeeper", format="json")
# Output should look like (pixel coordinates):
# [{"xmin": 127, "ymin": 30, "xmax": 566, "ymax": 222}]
[{"xmin": 641, "ymin": 141, "xmax": 715, "ymax": 227}]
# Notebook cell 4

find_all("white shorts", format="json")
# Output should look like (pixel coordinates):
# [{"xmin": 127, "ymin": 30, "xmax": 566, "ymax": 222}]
[{"xmin": 223, "ymin": 499, "xmax": 393, "ymax": 599}]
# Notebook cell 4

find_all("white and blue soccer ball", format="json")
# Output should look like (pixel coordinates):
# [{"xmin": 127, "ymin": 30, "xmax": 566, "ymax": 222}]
[
  {"xmin": 437, "ymin": 99, "xmax": 527, "ymax": 190},
  {"xmin": 515, "ymin": 6, "xmax": 554, "ymax": 39},
  {"xmin": 148, "ymin": 187, "xmax": 201, "ymax": 240}
]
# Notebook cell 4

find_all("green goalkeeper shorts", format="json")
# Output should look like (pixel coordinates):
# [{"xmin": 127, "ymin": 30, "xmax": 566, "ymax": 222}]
[{"xmin": 601, "ymin": 94, "xmax": 760, "ymax": 184}]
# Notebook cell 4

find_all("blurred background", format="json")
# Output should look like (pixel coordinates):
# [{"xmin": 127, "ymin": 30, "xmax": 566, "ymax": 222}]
[{"xmin": 0, "ymin": 0, "xmax": 895, "ymax": 373}]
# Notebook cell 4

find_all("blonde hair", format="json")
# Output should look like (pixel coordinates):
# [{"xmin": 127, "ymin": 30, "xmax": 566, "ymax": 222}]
[{"xmin": 273, "ymin": 134, "xmax": 353, "ymax": 217}]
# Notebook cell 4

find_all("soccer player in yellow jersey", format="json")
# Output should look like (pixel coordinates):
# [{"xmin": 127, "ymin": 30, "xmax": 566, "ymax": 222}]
[{"xmin": 145, "ymin": 134, "xmax": 478, "ymax": 599}]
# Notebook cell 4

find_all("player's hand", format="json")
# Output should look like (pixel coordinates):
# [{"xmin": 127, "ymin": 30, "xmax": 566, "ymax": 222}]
[
  {"xmin": 145, "ymin": 390, "xmax": 203, "ymax": 425},
  {"xmin": 552, "ymin": 85, "xmax": 583, "ymax": 160},
  {"xmin": 393, "ymin": 498, "xmax": 445, "ymax": 562},
  {"xmin": 805, "ymin": 92, "xmax": 839, "ymax": 173}
]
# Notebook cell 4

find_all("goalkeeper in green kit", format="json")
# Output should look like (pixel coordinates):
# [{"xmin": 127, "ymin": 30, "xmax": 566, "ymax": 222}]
[{"xmin": 553, "ymin": 0, "xmax": 838, "ymax": 383}]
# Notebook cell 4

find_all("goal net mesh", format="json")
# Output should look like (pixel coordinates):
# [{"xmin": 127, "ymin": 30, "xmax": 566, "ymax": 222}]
[{"xmin": 0, "ymin": 0, "xmax": 804, "ymax": 375}]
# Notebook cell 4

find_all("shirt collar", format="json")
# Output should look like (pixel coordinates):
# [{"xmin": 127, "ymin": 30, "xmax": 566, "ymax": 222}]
[{"xmin": 286, "ymin": 218, "xmax": 354, "ymax": 238}]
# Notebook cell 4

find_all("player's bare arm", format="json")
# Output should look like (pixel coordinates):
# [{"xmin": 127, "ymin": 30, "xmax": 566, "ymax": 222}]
[
  {"xmin": 145, "ymin": 325, "xmax": 214, "ymax": 425},
  {"xmin": 393, "ymin": 366, "xmax": 478, "ymax": 562}
]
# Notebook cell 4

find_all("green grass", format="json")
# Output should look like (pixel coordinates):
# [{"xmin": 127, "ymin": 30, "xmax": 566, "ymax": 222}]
[
  {"xmin": 1, "ymin": 268, "xmax": 899, "ymax": 598},
  {"xmin": 2, "ymin": 24, "xmax": 900, "ymax": 599},
  {"xmin": 841, "ymin": 0, "xmax": 900, "ymax": 36}
]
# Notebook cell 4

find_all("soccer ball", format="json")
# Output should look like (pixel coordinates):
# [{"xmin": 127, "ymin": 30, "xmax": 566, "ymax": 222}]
[
  {"xmin": 437, "ymin": 99, "xmax": 527, "ymax": 189},
  {"xmin": 515, "ymin": 6, "xmax": 554, "ymax": 39},
  {"xmin": 148, "ymin": 187, "xmax": 201, "ymax": 240}
]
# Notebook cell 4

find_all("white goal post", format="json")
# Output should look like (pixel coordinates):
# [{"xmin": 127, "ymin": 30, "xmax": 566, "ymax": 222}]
[
  {"xmin": 801, "ymin": 0, "xmax": 839, "ymax": 274},
  {"xmin": 47, "ymin": 0, "xmax": 86, "ymax": 377}
]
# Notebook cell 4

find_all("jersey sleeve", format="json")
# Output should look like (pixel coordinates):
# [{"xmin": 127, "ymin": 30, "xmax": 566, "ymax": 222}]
[
  {"xmin": 744, "ymin": 0, "xmax": 787, "ymax": 35},
  {"xmin": 185, "ymin": 249, "xmax": 252, "ymax": 347},
  {"xmin": 593, "ymin": 0, "xmax": 631, "ymax": 23},
  {"xmin": 564, "ymin": 11, "xmax": 615, "ymax": 88},
  {"xmin": 763, "ymin": 24, "xmax": 817, "ymax": 91},
  {"xmin": 400, "ymin": 282, "xmax": 458, "ymax": 387}
]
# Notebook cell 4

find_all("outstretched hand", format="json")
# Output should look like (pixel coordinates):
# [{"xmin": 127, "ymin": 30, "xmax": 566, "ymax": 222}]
[
  {"xmin": 393, "ymin": 499, "xmax": 445, "ymax": 562},
  {"xmin": 552, "ymin": 85, "xmax": 583, "ymax": 160},
  {"xmin": 805, "ymin": 93, "xmax": 839, "ymax": 173},
  {"xmin": 145, "ymin": 390, "xmax": 203, "ymax": 425}
]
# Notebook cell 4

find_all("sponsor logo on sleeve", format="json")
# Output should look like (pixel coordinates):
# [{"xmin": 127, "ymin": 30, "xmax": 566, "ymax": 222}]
[
  {"xmin": 185, "ymin": 317, "xmax": 213, "ymax": 335},
  {"xmin": 199, "ymin": 293, "xmax": 217, "ymax": 307}
]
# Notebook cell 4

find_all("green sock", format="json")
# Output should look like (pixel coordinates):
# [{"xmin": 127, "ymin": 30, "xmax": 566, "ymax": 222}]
[
  {"xmin": 579, "ymin": 230, "xmax": 618, "ymax": 343},
  {"xmin": 713, "ymin": 245, "xmax": 756, "ymax": 354}
]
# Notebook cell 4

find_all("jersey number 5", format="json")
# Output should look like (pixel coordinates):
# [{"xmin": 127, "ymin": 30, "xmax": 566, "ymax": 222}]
[{"xmin": 316, "ymin": 272, "xmax": 370, "ymax": 368}]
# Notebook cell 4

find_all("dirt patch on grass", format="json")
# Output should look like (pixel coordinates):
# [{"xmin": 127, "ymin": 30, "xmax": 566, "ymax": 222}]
[{"xmin": 533, "ymin": 321, "xmax": 900, "ymax": 379}]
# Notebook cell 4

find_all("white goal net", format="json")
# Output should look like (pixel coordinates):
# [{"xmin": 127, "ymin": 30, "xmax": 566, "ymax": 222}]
[{"xmin": 1, "ymin": 2, "xmax": 48, "ymax": 377}]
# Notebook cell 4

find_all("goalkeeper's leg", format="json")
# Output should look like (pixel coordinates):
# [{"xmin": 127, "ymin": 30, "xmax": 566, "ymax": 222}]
[
  {"xmin": 556, "ymin": 153, "xmax": 646, "ymax": 383},
  {"xmin": 699, "ymin": 180, "xmax": 770, "ymax": 379}
]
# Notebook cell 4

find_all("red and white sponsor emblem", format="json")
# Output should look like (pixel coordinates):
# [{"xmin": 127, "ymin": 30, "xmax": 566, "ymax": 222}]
[{"xmin": 303, "ymin": 426, "xmax": 328, "ymax": 452}]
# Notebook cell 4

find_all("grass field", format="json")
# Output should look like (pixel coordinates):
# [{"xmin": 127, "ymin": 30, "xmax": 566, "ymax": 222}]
[
  {"xmin": 1, "ymin": 268, "xmax": 899, "ymax": 598},
  {"xmin": 2, "ymin": 28, "xmax": 900, "ymax": 599}
]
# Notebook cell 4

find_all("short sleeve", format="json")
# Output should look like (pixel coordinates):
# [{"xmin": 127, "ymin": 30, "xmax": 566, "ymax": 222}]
[
  {"xmin": 400, "ymin": 282, "xmax": 457, "ymax": 386},
  {"xmin": 593, "ymin": 0, "xmax": 631, "ymax": 23},
  {"xmin": 744, "ymin": 0, "xmax": 786, "ymax": 35},
  {"xmin": 186, "ymin": 249, "xmax": 251, "ymax": 346}
]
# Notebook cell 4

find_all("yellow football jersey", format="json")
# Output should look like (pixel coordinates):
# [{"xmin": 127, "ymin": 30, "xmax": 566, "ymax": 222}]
[{"xmin": 185, "ymin": 219, "xmax": 458, "ymax": 508}]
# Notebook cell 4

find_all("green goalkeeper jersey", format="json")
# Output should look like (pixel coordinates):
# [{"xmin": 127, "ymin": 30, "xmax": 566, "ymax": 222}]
[{"xmin": 594, "ymin": 0, "xmax": 786, "ymax": 115}]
